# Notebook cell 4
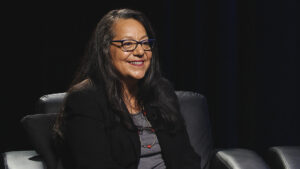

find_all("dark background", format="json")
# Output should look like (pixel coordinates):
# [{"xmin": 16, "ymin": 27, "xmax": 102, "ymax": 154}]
[{"xmin": 2, "ymin": 0, "xmax": 299, "ymax": 163}]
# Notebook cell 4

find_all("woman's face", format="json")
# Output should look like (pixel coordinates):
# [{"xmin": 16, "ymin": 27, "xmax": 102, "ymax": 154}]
[{"xmin": 110, "ymin": 19, "xmax": 152, "ymax": 82}]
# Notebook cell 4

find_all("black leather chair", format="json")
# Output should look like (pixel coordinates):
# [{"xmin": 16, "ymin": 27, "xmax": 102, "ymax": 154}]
[
  {"xmin": 3, "ymin": 91, "xmax": 270, "ymax": 169},
  {"xmin": 267, "ymin": 146, "xmax": 300, "ymax": 169}
]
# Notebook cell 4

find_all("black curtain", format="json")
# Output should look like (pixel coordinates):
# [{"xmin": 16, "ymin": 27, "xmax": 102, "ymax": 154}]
[{"xmin": 2, "ymin": 0, "xmax": 299, "ymax": 161}]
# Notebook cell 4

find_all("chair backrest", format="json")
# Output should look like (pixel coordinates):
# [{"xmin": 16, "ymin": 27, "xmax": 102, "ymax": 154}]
[
  {"xmin": 22, "ymin": 91, "xmax": 213, "ymax": 169},
  {"xmin": 176, "ymin": 91, "xmax": 213, "ymax": 169},
  {"xmin": 21, "ymin": 114, "xmax": 57, "ymax": 169},
  {"xmin": 35, "ymin": 93, "xmax": 66, "ymax": 114}
]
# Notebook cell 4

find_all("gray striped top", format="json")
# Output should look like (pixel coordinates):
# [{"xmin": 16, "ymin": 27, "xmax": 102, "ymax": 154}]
[{"xmin": 131, "ymin": 112, "xmax": 166, "ymax": 169}]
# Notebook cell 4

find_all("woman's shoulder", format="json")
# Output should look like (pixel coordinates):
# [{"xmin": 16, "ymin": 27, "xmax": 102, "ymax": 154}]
[
  {"xmin": 63, "ymin": 79, "xmax": 108, "ymax": 119},
  {"xmin": 65, "ymin": 79, "xmax": 105, "ymax": 107},
  {"xmin": 67, "ymin": 79, "xmax": 94, "ymax": 98},
  {"xmin": 69, "ymin": 79, "xmax": 95, "ymax": 92}
]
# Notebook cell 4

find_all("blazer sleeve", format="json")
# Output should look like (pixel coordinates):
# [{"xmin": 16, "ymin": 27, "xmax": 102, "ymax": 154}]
[{"xmin": 63, "ymin": 89, "xmax": 124, "ymax": 169}]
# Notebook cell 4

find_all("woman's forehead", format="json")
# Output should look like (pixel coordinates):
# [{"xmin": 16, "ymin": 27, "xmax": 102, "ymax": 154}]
[{"xmin": 112, "ymin": 19, "xmax": 147, "ymax": 40}]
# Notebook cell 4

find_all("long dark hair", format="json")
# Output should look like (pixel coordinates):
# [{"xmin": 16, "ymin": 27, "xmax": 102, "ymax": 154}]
[{"xmin": 54, "ymin": 9, "xmax": 182, "ymax": 137}]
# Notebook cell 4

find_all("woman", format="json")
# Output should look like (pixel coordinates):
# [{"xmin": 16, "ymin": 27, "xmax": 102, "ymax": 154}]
[{"xmin": 54, "ymin": 9, "xmax": 201, "ymax": 169}]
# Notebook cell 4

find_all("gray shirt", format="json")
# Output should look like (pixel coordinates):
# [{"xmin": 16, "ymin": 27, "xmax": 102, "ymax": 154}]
[{"xmin": 131, "ymin": 112, "xmax": 166, "ymax": 169}]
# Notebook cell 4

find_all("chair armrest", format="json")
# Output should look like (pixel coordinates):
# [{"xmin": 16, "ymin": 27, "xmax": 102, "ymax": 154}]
[
  {"xmin": 2, "ymin": 150, "xmax": 45, "ymax": 169},
  {"xmin": 210, "ymin": 148, "xmax": 270, "ymax": 169},
  {"xmin": 267, "ymin": 146, "xmax": 300, "ymax": 169}
]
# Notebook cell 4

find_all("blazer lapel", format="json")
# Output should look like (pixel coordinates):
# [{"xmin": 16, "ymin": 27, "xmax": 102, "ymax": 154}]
[
  {"xmin": 121, "ymin": 100, "xmax": 141, "ymax": 158},
  {"xmin": 127, "ymin": 129, "xmax": 141, "ymax": 158}
]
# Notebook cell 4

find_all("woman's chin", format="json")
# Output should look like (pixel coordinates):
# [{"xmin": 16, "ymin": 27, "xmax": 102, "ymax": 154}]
[{"xmin": 128, "ymin": 72, "xmax": 146, "ymax": 80}]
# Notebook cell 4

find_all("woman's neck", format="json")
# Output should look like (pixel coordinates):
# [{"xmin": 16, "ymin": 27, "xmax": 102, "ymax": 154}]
[{"xmin": 122, "ymin": 79, "xmax": 141, "ymax": 115}]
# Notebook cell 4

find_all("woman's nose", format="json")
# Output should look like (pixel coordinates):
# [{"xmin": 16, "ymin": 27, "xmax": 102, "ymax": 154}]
[{"xmin": 133, "ymin": 44, "xmax": 144, "ymax": 57}]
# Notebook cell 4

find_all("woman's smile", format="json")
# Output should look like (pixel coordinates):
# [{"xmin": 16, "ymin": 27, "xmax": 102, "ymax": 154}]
[{"xmin": 127, "ymin": 60, "xmax": 145, "ymax": 66}]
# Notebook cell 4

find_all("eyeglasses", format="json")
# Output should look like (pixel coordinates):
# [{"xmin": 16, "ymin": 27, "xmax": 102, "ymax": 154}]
[{"xmin": 111, "ymin": 39, "xmax": 155, "ymax": 52}]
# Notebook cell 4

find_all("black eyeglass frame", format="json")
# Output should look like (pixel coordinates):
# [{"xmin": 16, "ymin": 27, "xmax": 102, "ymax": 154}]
[{"xmin": 111, "ymin": 39, "xmax": 156, "ymax": 52}]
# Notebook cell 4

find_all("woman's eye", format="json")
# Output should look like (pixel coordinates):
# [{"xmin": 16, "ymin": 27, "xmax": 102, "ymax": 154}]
[
  {"xmin": 123, "ymin": 42, "xmax": 134, "ymax": 46},
  {"xmin": 142, "ymin": 41, "xmax": 149, "ymax": 44}
]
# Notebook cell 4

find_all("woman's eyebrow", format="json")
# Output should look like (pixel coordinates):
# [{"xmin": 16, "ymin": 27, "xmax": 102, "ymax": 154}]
[
  {"xmin": 121, "ymin": 35, "xmax": 149, "ymax": 40},
  {"xmin": 140, "ymin": 35, "xmax": 149, "ymax": 39}
]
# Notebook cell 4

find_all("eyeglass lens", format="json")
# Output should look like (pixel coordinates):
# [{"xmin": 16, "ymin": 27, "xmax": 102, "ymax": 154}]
[{"xmin": 122, "ymin": 40, "xmax": 153, "ymax": 51}]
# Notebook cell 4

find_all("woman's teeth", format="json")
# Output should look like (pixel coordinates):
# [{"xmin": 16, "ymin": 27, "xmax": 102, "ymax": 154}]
[{"xmin": 129, "ymin": 61, "xmax": 143, "ymax": 65}]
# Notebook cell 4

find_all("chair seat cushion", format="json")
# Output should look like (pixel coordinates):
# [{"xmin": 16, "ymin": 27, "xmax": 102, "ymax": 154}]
[
  {"xmin": 268, "ymin": 146, "xmax": 300, "ymax": 169},
  {"xmin": 3, "ymin": 150, "xmax": 45, "ymax": 169}
]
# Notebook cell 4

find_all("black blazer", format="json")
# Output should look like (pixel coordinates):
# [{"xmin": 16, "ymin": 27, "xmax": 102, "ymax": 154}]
[{"xmin": 59, "ymin": 80, "xmax": 201, "ymax": 169}]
